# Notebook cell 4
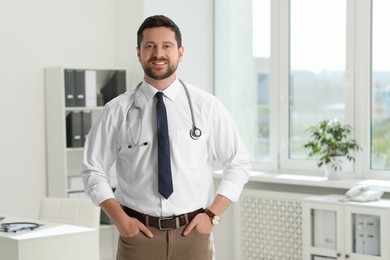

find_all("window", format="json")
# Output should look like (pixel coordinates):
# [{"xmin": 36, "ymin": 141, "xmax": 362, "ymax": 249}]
[
  {"xmin": 253, "ymin": 0, "xmax": 271, "ymax": 163},
  {"xmin": 290, "ymin": 0, "xmax": 346, "ymax": 160},
  {"xmin": 371, "ymin": 0, "xmax": 390, "ymax": 171},
  {"xmin": 214, "ymin": 0, "xmax": 390, "ymax": 178},
  {"xmin": 214, "ymin": 0, "xmax": 271, "ymax": 166}
]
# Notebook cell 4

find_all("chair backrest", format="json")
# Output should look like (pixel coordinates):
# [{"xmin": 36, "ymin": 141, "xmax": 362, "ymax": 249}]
[{"xmin": 39, "ymin": 197, "xmax": 100, "ymax": 229}]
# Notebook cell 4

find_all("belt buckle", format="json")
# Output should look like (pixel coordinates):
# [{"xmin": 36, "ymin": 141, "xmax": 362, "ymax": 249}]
[{"xmin": 158, "ymin": 216, "xmax": 180, "ymax": 231}]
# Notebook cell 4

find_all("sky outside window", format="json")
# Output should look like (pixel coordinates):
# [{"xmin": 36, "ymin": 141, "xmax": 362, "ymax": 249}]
[{"xmin": 289, "ymin": 0, "xmax": 346, "ymax": 159}]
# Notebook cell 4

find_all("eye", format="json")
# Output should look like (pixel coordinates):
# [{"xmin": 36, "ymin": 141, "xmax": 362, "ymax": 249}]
[
  {"xmin": 144, "ymin": 44, "xmax": 155, "ymax": 49},
  {"xmin": 163, "ymin": 44, "xmax": 172, "ymax": 49}
]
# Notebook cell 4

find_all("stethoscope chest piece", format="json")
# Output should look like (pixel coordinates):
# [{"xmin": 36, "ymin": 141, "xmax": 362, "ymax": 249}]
[{"xmin": 190, "ymin": 127, "xmax": 202, "ymax": 140}]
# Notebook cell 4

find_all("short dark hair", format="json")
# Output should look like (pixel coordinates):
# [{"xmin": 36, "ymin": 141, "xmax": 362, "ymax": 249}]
[{"xmin": 137, "ymin": 15, "xmax": 182, "ymax": 48}]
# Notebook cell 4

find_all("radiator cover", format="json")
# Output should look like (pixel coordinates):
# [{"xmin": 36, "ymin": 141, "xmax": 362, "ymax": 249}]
[{"xmin": 239, "ymin": 190, "xmax": 306, "ymax": 260}]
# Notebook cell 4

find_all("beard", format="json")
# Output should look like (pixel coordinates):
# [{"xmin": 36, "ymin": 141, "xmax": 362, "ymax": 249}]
[{"xmin": 142, "ymin": 59, "xmax": 179, "ymax": 80}]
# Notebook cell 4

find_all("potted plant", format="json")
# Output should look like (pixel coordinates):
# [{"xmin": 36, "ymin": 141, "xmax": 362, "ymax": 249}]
[{"xmin": 303, "ymin": 119, "xmax": 361, "ymax": 179}]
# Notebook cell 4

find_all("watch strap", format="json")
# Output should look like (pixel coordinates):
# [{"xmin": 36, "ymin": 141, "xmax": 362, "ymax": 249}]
[
  {"xmin": 204, "ymin": 209, "xmax": 216, "ymax": 219},
  {"xmin": 204, "ymin": 209, "xmax": 220, "ymax": 225}
]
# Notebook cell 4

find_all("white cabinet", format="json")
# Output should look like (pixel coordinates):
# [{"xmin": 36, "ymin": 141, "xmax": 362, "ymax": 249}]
[
  {"xmin": 303, "ymin": 195, "xmax": 390, "ymax": 260},
  {"xmin": 99, "ymin": 225, "xmax": 119, "ymax": 260},
  {"xmin": 44, "ymin": 67, "xmax": 126, "ymax": 197},
  {"xmin": 0, "ymin": 215, "xmax": 99, "ymax": 260}
]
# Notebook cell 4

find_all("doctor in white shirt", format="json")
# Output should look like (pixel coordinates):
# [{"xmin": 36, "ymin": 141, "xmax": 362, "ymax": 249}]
[{"xmin": 82, "ymin": 15, "xmax": 250, "ymax": 260}]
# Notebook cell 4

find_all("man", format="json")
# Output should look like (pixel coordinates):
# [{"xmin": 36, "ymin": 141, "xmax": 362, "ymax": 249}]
[{"xmin": 82, "ymin": 15, "xmax": 250, "ymax": 260}]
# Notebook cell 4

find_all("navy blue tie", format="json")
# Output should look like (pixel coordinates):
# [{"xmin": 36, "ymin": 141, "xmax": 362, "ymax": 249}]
[{"xmin": 155, "ymin": 92, "xmax": 173, "ymax": 199}]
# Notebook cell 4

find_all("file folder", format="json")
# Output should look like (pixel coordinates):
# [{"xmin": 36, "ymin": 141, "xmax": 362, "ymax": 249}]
[
  {"xmin": 354, "ymin": 214, "xmax": 364, "ymax": 254},
  {"xmin": 66, "ymin": 112, "xmax": 83, "ymax": 147},
  {"xmin": 363, "ymin": 215, "xmax": 380, "ymax": 256},
  {"xmin": 116, "ymin": 70, "xmax": 126, "ymax": 93},
  {"xmin": 74, "ymin": 70, "xmax": 86, "ymax": 107},
  {"xmin": 353, "ymin": 214, "xmax": 380, "ymax": 256},
  {"xmin": 64, "ymin": 70, "xmax": 76, "ymax": 107},
  {"xmin": 85, "ymin": 70, "xmax": 97, "ymax": 107},
  {"xmin": 312, "ymin": 209, "xmax": 336, "ymax": 249},
  {"xmin": 101, "ymin": 70, "xmax": 126, "ymax": 104},
  {"xmin": 82, "ymin": 111, "xmax": 92, "ymax": 146}
]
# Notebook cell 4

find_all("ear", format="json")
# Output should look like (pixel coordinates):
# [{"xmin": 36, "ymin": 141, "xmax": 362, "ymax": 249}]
[
  {"xmin": 178, "ymin": 46, "xmax": 184, "ymax": 62},
  {"xmin": 136, "ymin": 47, "xmax": 141, "ymax": 61}
]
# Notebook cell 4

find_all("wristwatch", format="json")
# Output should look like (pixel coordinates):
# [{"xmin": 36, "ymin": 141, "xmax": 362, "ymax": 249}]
[{"xmin": 204, "ymin": 209, "xmax": 221, "ymax": 225}]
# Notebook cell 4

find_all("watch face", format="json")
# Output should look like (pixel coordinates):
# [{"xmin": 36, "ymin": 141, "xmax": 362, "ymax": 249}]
[{"xmin": 212, "ymin": 215, "xmax": 221, "ymax": 225}]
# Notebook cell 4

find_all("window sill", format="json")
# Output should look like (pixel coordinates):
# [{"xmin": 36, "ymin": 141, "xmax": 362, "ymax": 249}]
[{"xmin": 214, "ymin": 171, "xmax": 390, "ymax": 192}]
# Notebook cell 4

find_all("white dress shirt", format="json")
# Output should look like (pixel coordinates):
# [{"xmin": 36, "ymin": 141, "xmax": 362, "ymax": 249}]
[{"xmin": 82, "ymin": 78, "xmax": 250, "ymax": 217}]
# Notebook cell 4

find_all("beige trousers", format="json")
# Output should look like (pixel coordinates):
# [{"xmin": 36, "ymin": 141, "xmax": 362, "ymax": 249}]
[{"xmin": 116, "ymin": 226, "xmax": 213, "ymax": 260}]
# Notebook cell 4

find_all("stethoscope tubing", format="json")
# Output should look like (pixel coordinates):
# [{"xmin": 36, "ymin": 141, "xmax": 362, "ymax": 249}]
[{"xmin": 127, "ymin": 79, "xmax": 201, "ymax": 148}]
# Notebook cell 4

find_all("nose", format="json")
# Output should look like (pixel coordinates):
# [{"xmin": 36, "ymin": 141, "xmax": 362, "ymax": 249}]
[{"xmin": 153, "ymin": 46, "xmax": 164, "ymax": 59}]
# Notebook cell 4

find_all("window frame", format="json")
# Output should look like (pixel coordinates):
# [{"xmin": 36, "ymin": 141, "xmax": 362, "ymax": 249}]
[{"xmin": 214, "ymin": 0, "xmax": 389, "ymax": 179}]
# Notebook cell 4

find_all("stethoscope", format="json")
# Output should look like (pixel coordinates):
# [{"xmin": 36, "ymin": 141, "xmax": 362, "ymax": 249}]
[
  {"xmin": 127, "ymin": 79, "xmax": 202, "ymax": 149},
  {"xmin": 1, "ymin": 222, "xmax": 42, "ymax": 232}
]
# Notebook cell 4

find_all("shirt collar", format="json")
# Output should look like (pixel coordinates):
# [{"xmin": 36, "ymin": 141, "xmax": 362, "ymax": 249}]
[{"xmin": 140, "ymin": 78, "xmax": 181, "ymax": 102}]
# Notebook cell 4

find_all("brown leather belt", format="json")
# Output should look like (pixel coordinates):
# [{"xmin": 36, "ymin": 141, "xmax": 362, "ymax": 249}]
[{"xmin": 122, "ymin": 206, "xmax": 204, "ymax": 231}]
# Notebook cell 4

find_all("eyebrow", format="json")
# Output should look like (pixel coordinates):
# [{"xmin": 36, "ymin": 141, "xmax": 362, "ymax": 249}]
[{"xmin": 143, "ymin": 41, "xmax": 175, "ymax": 46}]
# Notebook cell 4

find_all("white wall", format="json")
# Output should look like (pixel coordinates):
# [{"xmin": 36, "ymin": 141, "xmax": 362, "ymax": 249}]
[
  {"xmin": 0, "ymin": 0, "xmax": 117, "ymax": 217},
  {"xmin": 114, "ymin": 0, "xmax": 214, "ymax": 90},
  {"xmin": 0, "ymin": 0, "xmax": 213, "ymax": 217},
  {"xmin": 143, "ymin": 0, "xmax": 214, "ymax": 90}
]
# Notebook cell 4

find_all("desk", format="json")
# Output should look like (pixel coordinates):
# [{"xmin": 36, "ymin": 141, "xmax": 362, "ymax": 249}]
[{"xmin": 0, "ymin": 215, "xmax": 99, "ymax": 260}]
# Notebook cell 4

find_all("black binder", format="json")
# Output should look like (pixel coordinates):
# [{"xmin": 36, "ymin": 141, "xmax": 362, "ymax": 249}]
[
  {"xmin": 100, "ymin": 70, "xmax": 126, "ymax": 104},
  {"xmin": 74, "ymin": 70, "xmax": 86, "ymax": 107},
  {"xmin": 81, "ymin": 111, "xmax": 92, "ymax": 146},
  {"xmin": 66, "ymin": 112, "xmax": 83, "ymax": 148},
  {"xmin": 64, "ymin": 70, "xmax": 76, "ymax": 107},
  {"xmin": 116, "ymin": 70, "xmax": 126, "ymax": 93}
]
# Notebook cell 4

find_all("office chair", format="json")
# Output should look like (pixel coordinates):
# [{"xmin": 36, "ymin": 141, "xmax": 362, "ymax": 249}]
[{"xmin": 39, "ymin": 197, "xmax": 100, "ymax": 229}]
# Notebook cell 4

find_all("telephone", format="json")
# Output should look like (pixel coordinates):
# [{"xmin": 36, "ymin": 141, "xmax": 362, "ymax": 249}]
[{"xmin": 339, "ymin": 185, "xmax": 384, "ymax": 202}]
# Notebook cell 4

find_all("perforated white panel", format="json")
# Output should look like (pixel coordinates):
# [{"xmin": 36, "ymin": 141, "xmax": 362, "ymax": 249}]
[{"xmin": 239, "ymin": 191, "xmax": 304, "ymax": 260}]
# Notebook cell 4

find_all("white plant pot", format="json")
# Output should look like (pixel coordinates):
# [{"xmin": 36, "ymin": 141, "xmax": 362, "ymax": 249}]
[{"xmin": 323, "ymin": 156, "xmax": 346, "ymax": 180}]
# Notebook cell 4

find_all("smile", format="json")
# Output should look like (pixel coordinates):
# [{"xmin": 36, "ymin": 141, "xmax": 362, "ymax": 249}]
[{"xmin": 151, "ymin": 60, "xmax": 167, "ymax": 65}]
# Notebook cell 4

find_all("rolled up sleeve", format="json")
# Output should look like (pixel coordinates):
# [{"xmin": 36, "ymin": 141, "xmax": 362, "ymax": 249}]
[
  {"xmin": 210, "ymin": 100, "xmax": 251, "ymax": 202},
  {"xmin": 81, "ymin": 106, "xmax": 119, "ymax": 206}
]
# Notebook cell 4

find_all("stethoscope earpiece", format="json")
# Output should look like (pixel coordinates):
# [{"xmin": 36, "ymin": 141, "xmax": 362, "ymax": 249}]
[{"xmin": 190, "ymin": 127, "xmax": 202, "ymax": 140}]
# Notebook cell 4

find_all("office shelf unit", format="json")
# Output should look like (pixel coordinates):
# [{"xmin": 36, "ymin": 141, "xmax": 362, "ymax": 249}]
[
  {"xmin": 45, "ymin": 67, "xmax": 126, "ymax": 198},
  {"xmin": 45, "ymin": 67, "xmax": 126, "ymax": 260},
  {"xmin": 302, "ymin": 194, "xmax": 390, "ymax": 260}
]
